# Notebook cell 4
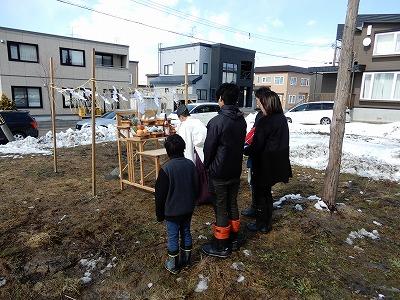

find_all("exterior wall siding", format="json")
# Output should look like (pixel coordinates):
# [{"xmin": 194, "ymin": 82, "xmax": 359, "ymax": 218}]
[
  {"xmin": 210, "ymin": 45, "xmax": 255, "ymax": 107},
  {"xmin": 157, "ymin": 43, "xmax": 255, "ymax": 107},
  {"xmin": 352, "ymin": 23, "xmax": 400, "ymax": 112},
  {"xmin": 158, "ymin": 45, "xmax": 212, "ymax": 99},
  {"xmin": 0, "ymin": 27, "xmax": 132, "ymax": 120},
  {"xmin": 254, "ymin": 71, "xmax": 311, "ymax": 110}
]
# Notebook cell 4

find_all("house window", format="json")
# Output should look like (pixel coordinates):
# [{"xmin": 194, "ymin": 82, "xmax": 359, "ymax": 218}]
[
  {"xmin": 187, "ymin": 63, "xmax": 195, "ymax": 74},
  {"xmin": 240, "ymin": 61, "xmax": 252, "ymax": 80},
  {"xmin": 262, "ymin": 77, "xmax": 266, "ymax": 83},
  {"xmin": 60, "ymin": 48, "xmax": 85, "ymax": 67},
  {"xmin": 300, "ymin": 78, "xmax": 309, "ymax": 86},
  {"xmin": 274, "ymin": 76, "xmax": 284, "ymax": 85},
  {"xmin": 288, "ymin": 95, "xmax": 296, "ymax": 104},
  {"xmin": 164, "ymin": 64, "xmax": 173, "ymax": 75},
  {"xmin": 165, "ymin": 88, "xmax": 169, "ymax": 93},
  {"xmin": 290, "ymin": 77, "xmax": 297, "ymax": 86},
  {"xmin": 297, "ymin": 95, "xmax": 305, "ymax": 102},
  {"xmin": 373, "ymin": 31, "xmax": 400, "ymax": 56},
  {"xmin": 222, "ymin": 62, "xmax": 237, "ymax": 83},
  {"xmin": 203, "ymin": 63, "xmax": 208, "ymax": 74},
  {"xmin": 95, "ymin": 52, "xmax": 113, "ymax": 67},
  {"xmin": 196, "ymin": 89, "xmax": 207, "ymax": 100},
  {"xmin": 265, "ymin": 76, "xmax": 272, "ymax": 83},
  {"xmin": 222, "ymin": 72, "xmax": 237, "ymax": 83},
  {"xmin": 7, "ymin": 41, "xmax": 39, "ymax": 63},
  {"xmin": 361, "ymin": 72, "xmax": 400, "ymax": 101},
  {"xmin": 12, "ymin": 86, "xmax": 42, "ymax": 108},
  {"xmin": 223, "ymin": 62, "xmax": 237, "ymax": 72}
]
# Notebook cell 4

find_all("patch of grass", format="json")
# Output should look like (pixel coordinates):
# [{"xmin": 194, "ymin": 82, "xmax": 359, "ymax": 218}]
[
  {"xmin": 0, "ymin": 246, "xmax": 23, "ymax": 258},
  {"xmin": 1, "ymin": 144, "xmax": 399, "ymax": 299},
  {"xmin": 389, "ymin": 258, "xmax": 400, "ymax": 269},
  {"xmin": 291, "ymin": 277, "xmax": 321, "ymax": 299}
]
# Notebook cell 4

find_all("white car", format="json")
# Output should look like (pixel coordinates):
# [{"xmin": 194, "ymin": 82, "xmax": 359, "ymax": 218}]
[
  {"xmin": 169, "ymin": 102, "xmax": 220, "ymax": 126},
  {"xmin": 76, "ymin": 111, "xmax": 116, "ymax": 130},
  {"xmin": 285, "ymin": 101, "xmax": 350, "ymax": 125}
]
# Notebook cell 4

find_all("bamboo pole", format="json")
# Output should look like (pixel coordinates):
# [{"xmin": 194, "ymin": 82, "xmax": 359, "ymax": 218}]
[
  {"xmin": 322, "ymin": 0, "xmax": 359, "ymax": 211},
  {"xmin": 49, "ymin": 57, "xmax": 58, "ymax": 173},
  {"xmin": 135, "ymin": 64, "xmax": 140, "ymax": 119},
  {"xmin": 184, "ymin": 63, "xmax": 188, "ymax": 105},
  {"xmin": 91, "ymin": 48, "xmax": 97, "ymax": 196}
]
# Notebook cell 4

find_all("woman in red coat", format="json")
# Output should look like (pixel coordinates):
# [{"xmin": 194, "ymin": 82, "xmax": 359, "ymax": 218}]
[{"xmin": 243, "ymin": 87, "xmax": 292, "ymax": 233}]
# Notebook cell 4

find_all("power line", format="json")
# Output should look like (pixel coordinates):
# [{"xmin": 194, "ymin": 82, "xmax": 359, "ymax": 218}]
[
  {"xmin": 129, "ymin": 0, "xmax": 331, "ymax": 48},
  {"xmin": 55, "ymin": 0, "xmax": 327, "ymax": 64}
]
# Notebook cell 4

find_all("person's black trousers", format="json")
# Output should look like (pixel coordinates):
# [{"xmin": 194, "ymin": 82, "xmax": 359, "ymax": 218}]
[
  {"xmin": 211, "ymin": 178, "xmax": 240, "ymax": 227},
  {"xmin": 253, "ymin": 185, "xmax": 273, "ymax": 229}
]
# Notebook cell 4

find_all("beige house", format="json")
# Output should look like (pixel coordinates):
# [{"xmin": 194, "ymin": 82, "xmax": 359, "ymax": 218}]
[
  {"xmin": 254, "ymin": 65, "xmax": 311, "ymax": 111},
  {"xmin": 0, "ymin": 26, "xmax": 138, "ymax": 121}
]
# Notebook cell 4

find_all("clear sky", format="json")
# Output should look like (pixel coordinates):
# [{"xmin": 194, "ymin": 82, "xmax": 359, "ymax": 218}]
[{"xmin": 0, "ymin": 0, "xmax": 399, "ymax": 83}]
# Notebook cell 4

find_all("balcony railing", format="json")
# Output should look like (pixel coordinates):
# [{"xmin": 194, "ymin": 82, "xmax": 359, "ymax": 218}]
[{"xmin": 95, "ymin": 64, "xmax": 128, "ymax": 70}]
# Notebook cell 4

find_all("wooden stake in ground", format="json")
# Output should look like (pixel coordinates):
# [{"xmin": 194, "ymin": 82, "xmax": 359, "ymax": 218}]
[
  {"xmin": 49, "ymin": 57, "xmax": 58, "ymax": 173},
  {"xmin": 184, "ymin": 63, "xmax": 188, "ymax": 105},
  {"xmin": 323, "ymin": 0, "xmax": 359, "ymax": 211},
  {"xmin": 91, "ymin": 48, "xmax": 97, "ymax": 196}
]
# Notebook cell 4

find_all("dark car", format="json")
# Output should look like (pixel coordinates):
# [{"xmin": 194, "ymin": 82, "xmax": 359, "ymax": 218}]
[{"xmin": 0, "ymin": 110, "xmax": 39, "ymax": 143}]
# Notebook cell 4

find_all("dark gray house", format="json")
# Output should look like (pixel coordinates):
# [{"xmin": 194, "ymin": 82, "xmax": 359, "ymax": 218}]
[
  {"xmin": 310, "ymin": 14, "xmax": 400, "ymax": 123},
  {"xmin": 150, "ymin": 42, "xmax": 255, "ymax": 108},
  {"xmin": 210, "ymin": 44, "xmax": 255, "ymax": 107}
]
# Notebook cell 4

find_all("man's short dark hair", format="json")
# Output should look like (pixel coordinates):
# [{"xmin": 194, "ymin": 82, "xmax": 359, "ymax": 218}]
[
  {"xmin": 216, "ymin": 83, "xmax": 240, "ymax": 105},
  {"xmin": 164, "ymin": 134, "xmax": 185, "ymax": 158},
  {"xmin": 176, "ymin": 105, "xmax": 190, "ymax": 117}
]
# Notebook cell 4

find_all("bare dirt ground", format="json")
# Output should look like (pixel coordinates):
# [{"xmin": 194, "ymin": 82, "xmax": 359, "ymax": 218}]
[{"xmin": 0, "ymin": 142, "xmax": 399, "ymax": 299}]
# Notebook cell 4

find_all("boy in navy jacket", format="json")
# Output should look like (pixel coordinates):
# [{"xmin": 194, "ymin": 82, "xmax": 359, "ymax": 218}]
[{"xmin": 155, "ymin": 134, "xmax": 199, "ymax": 274}]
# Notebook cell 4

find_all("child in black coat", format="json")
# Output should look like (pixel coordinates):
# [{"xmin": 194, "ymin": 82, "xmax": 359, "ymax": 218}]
[{"xmin": 155, "ymin": 134, "xmax": 199, "ymax": 274}]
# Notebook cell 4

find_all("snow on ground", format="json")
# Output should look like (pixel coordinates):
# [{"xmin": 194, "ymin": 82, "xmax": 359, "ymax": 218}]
[
  {"xmin": 246, "ymin": 113, "xmax": 400, "ymax": 181},
  {"xmin": 0, "ymin": 125, "xmax": 117, "ymax": 156},
  {"xmin": 345, "ymin": 228, "xmax": 380, "ymax": 245},
  {"xmin": 289, "ymin": 122, "xmax": 400, "ymax": 181},
  {"xmin": 1, "ymin": 117, "xmax": 399, "ymax": 182},
  {"xmin": 194, "ymin": 274, "xmax": 209, "ymax": 293}
]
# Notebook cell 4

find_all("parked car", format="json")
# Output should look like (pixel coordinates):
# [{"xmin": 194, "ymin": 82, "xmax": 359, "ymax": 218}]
[
  {"xmin": 0, "ymin": 110, "xmax": 39, "ymax": 143},
  {"xmin": 284, "ymin": 101, "xmax": 350, "ymax": 125},
  {"xmin": 169, "ymin": 102, "xmax": 220, "ymax": 126},
  {"xmin": 75, "ymin": 111, "xmax": 116, "ymax": 130}
]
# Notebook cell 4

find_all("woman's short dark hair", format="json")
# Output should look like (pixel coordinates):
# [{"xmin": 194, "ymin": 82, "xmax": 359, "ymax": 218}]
[
  {"xmin": 164, "ymin": 134, "xmax": 185, "ymax": 158},
  {"xmin": 255, "ymin": 87, "xmax": 283, "ymax": 115}
]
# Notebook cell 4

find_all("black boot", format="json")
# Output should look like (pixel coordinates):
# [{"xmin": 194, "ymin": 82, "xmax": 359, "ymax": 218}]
[
  {"xmin": 246, "ymin": 208, "xmax": 271, "ymax": 233},
  {"xmin": 246, "ymin": 222, "xmax": 271, "ymax": 233},
  {"xmin": 230, "ymin": 232, "xmax": 239, "ymax": 251},
  {"xmin": 164, "ymin": 252, "xmax": 180, "ymax": 274},
  {"xmin": 202, "ymin": 238, "xmax": 231, "ymax": 258},
  {"xmin": 202, "ymin": 225, "xmax": 231, "ymax": 258},
  {"xmin": 241, "ymin": 206, "xmax": 256, "ymax": 218},
  {"xmin": 179, "ymin": 246, "xmax": 192, "ymax": 268}
]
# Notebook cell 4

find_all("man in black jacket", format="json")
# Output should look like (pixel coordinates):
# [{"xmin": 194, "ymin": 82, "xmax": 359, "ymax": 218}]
[{"xmin": 201, "ymin": 83, "xmax": 247, "ymax": 258}]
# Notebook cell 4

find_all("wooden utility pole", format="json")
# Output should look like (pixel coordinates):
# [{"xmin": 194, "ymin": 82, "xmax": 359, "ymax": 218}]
[
  {"xmin": 184, "ymin": 63, "xmax": 188, "ymax": 105},
  {"xmin": 323, "ymin": 0, "xmax": 359, "ymax": 211},
  {"xmin": 49, "ymin": 57, "xmax": 58, "ymax": 173},
  {"xmin": 91, "ymin": 48, "xmax": 97, "ymax": 196}
]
